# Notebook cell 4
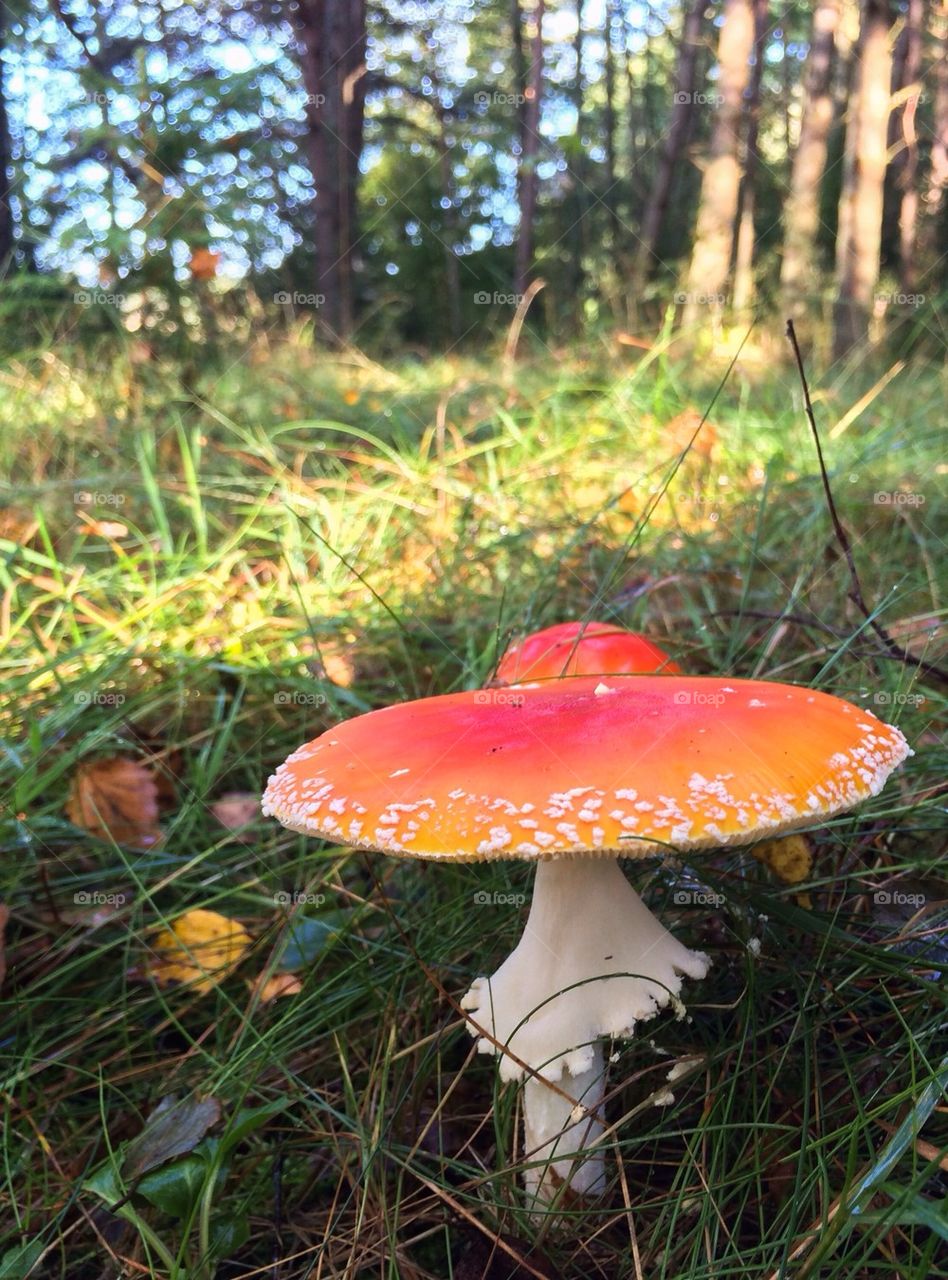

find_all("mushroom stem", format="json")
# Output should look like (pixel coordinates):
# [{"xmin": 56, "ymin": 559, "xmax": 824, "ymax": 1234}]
[
  {"xmin": 461, "ymin": 857, "xmax": 709, "ymax": 1201},
  {"xmin": 522, "ymin": 1043, "xmax": 607, "ymax": 1203}
]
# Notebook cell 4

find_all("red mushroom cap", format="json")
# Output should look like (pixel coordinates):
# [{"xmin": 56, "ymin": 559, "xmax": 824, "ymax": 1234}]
[
  {"xmin": 263, "ymin": 675, "xmax": 910, "ymax": 861},
  {"xmin": 495, "ymin": 621, "xmax": 681, "ymax": 684}
]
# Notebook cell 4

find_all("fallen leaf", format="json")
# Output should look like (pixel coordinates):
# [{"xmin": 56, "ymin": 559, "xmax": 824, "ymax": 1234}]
[
  {"xmin": 77, "ymin": 512, "xmax": 128, "ymax": 538},
  {"xmin": 66, "ymin": 757, "xmax": 162, "ymax": 846},
  {"xmin": 189, "ymin": 248, "xmax": 220, "ymax": 281},
  {"xmin": 0, "ymin": 903, "xmax": 8, "ymax": 988},
  {"xmin": 276, "ymin": 911, "xmax": 348, "ymax": 970},
  {"xmin": 753, "ymin": 834, "xmax": 813, "ymax": 885},
  {"xmin": 754, "ymin": 834, "xmax": 814, "ymax": 908},
  {"xmin": 123, "ymin": 1094, "xmax": 221, "ymax": 1180},
  {"xmin": 146, "ymin": 909, "xmax": 251, "ymax": 994},
  {"xmin": 211, "ymin": 792, "xmax": 259, "ymax": 836},
  {"xmin": 315, "ymin": 644, "xmax": 356, "ymax": 688},
  {"xmin": 887, "ymin": 613, "xmax": 947, "ymax": 663},
  {"xmin": 247, "ymin": 971, "xmax": 303, "ymax": 1003},
  {"xmin": 0, "ymin": 506, "xmax": 39, "ymax": 545},
  {"xmin": 342, "ymin": 389, "xmax": 360, "ymax": 405}
]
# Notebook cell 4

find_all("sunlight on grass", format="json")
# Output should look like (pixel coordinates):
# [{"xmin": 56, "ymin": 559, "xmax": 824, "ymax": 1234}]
[{"xmin": 1, "ymin": 337, "xmax": 945, "ymax": 1279}]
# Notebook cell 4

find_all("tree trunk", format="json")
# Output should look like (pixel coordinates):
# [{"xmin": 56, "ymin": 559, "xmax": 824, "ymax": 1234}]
[
  {"xmin": 603, "ymin": 0, "xmax": 620, "ymax": 246},
  {"xmin": 512, "ymin": 0, "xmax": 528, "ymax": 154},
  {"xmin": 0, "ymin": 4, "xmax": 15, "ymax": 271},
  {"xmin": 892, "ymin": 0, "xmax": 925, "ymax": 291},
  {"xmin": 514, "ymin": 0, "xmax": 545, "ymax": 297},
  {"xmin": 920, "ymin": 3, "xmax": 948, "ymax": 261},
  {"xmin": 294, "ymin": 0, "xmax": 367, "ymax": 344},
  {"xmin": 568, "ymin": 0, "xmax": 586, "ymax": 313},
  {"xmin": 833, "ymin": 0, "xmax": 894, "ymax": 359},
  {"xmin": 780, "ymin": 0, "xmax": 841, "ymax": 311},
  {"xmin": 682, "ymin": 0, "xmax": 756, "ymax": 328},
  {"xmin": 634, "ymin": 0, "xmax": 707, "ymax": 282},
  {"xmin": 731, "ymin": 0, "xmax": 768, "ymax": 313},
  {"xmin": 438, "ymin": 113, "xmax": 462, "ymax": 341}
]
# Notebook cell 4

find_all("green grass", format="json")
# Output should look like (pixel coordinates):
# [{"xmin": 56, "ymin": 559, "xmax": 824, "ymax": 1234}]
[{"xmin": 1, "ymin": 326, "xmax": 946, "ymax": 1279}]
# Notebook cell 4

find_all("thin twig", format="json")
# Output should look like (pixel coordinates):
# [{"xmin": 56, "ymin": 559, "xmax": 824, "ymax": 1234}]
[{"xmin": 785, "ymin": 320, "xmax": 948, "ymax": 686}]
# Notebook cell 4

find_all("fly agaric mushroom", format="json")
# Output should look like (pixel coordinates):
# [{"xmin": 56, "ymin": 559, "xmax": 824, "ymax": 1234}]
[
  {"xmin": 262, "ymin": 675, "xmax": 910, "ymax": 1205},
  {"xmin": 494, "ymin": 619, "xmax": 680, "ymax": 684}
]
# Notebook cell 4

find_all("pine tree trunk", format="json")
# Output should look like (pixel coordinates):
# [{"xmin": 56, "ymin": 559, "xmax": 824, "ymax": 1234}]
[
  {"xmin": 634, "ymin": 0, "xmax": 707, "ymax": 282},
  {"xmin": 295, "ymin": 0, "xmax": 367, "ymax": 344},
  {"xmin": 920, "ymin": 3, "xmax": 948, "ymax": 259},
  {"xmin": 780, "ymin": 0, "xmax": 841, "ymax": 312},
  {"xmin": 833, "ymin": 0, "xmax": 894, "ymax": 358},
  {"xmin": 515, "ymin": 0, "xmax": 545, "ymax": 297},
  {"xmin": 512, "ymin": 0, "xmax": 528, "ymax": 152},
  {"xmin": 895, "ymin": 0, "xmax": 924, "ymax": 292},
  {"xmin": 568, "ymin": 0, "xmax": 586, "ymax": 313},
  {"xmin": 682, "ymin": 0, "xmax": 756, "ymax": 328},
  {"xmin": 603, "ymin": 0, "xmax": 620, "ymax": 247},
  {"xmin": 731, "ymin": 0, "xmax": 768, "ymax": 314},
  {"xmin": 0, "ymin": 4, "xmax": 15, "ymax": 271}
]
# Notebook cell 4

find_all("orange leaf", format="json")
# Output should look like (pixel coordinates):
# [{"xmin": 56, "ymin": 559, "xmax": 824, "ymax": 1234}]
[
  {"xmin": 66, "ymin": 757, "xmax": 162, "ymax": 846},
  {"xmin": 247, "ymin": 971, "xmax": 303, "ymax": 1003},
  {"xmin": 189, "ymin": 248, "xmax": 220, "ymax": 281}
]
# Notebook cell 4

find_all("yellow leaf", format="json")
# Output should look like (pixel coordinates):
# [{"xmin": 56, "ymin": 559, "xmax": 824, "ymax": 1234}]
[
  {"xmin": 753, "ymin": 835, "xmax": 813, "ymax": 885},
  {"xmin": 147, "ymin": 909, "xmax": 251, "ymax": 994}
]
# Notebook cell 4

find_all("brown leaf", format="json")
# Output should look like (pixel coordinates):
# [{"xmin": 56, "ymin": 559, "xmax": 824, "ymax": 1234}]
[
  {"xmin": 123, "ymin": 1095, "xmax": 221, "ymax": 1180},
  {"xmin": 0, "ymin": 507, "xmax": 39, "ymax": 546},
  {"xmin": 887, "ymin": 613, "xmax": 947, "ymax": 663},
  {"xmin": 211, "ymin": 792, "xmax": 260, "ymax": 836},
  {"xmin": 66, "ymin": 758, "xmax": 162, "ymax": 846}
]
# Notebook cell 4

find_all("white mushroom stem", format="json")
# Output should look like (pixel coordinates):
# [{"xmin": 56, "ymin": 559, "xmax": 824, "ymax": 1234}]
[
  {"xmin": 460, "ymin": 858, "xmax": 709, "ymax": 1204},
  {"xmin": 522, "ymin": 1043, "xmax": 607, "ymax": 1201}
]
